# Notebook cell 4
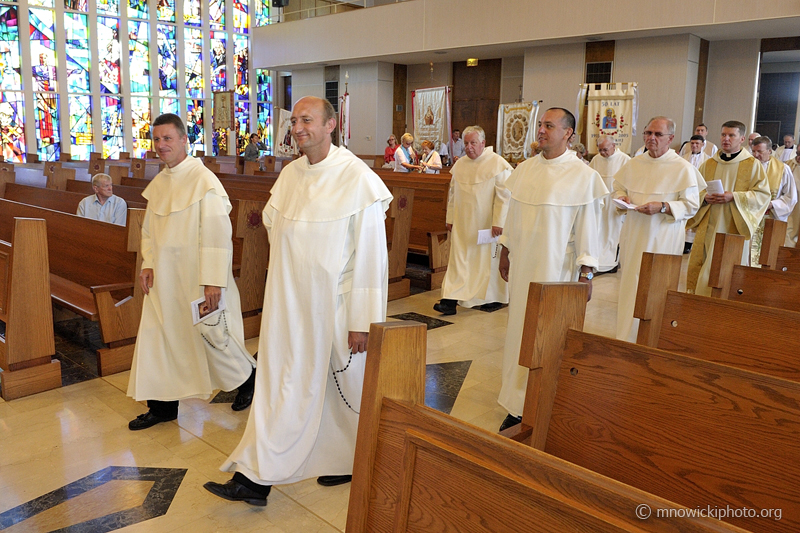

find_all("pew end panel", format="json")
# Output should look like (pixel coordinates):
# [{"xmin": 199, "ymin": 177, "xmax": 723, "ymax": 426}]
[
  {"xmin": 725, "ymin": 265, "xmax": 800, "ymax": 312},
  {"xmin": 545, "ymin": 329, "xmax": 800, "ymax": 533},
  {"xmin": 758, "ymin": 218, "xmax": 788, "ymax": 269},
  {"xmin": 633, "ymin": 252, "xmax": 682, "ymax": 347},
  {"xmin": 0, "ymin": 168, "xmax": 13, "ymax": 196},
  {"xmin": 47, "ymin": 167, "xmax": 76, "ymax": 191},
  {"xmin": 707, "ymin": 232, "xmax": 745, "ymax": 299},
  {"xmin": 387, "ymin": 187, "xmax": 415, "ymax": 301},
  {"xmin": 232, "ymin": 199, "xmax": 269, "ymax": 316},
  {"xmin": 425, "ymin": 230, "xmax": 450, "ymax": 290},
  {"xmin": 776, "ymin": 245, "xmax": 800, "ymax": 273}
]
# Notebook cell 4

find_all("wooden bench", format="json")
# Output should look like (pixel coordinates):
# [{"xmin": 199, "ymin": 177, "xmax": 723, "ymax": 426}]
[
  {"xmin": 5, "ymin": 182, "xmax": 147, "ymax": 213},
  {"xmin": 504, "ymin": 283, "xmax": 800, "ymax": 532},
  {"xmin": 0, "ymin": 218, "xmax": 61, "ymax": 400},
  {"xmin": 65, "ymin": 179, "xmax": 147, "ymax": 206},
  {"xmin": 776, "ymin": 245, "xmax": 800, "ymax": 273},
  {"xmin": 348, "ymin": 320, "xmax": 746, "ymax": 533},
  {"xmin": 386, "ymin": 188, "xmax": 414, "ymax": 301}
]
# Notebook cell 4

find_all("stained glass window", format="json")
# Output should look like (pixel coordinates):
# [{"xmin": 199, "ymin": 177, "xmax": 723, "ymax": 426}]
[
  {"xmin": 98, "ymin": 17, "xmax": 120, "ymax": 94},
  {"xmin": 257, "ymin": 102, "xmax": 271, "ymax": 155},
  {"xmin": 256, "ymin": 69, "xmax": 270, "ymax": 102},
  {"xmin": 234, "ymin": 34, "xmax": 248, "ymax": 100},
  {"xmin": 68, "ymin": 94, "xmax": 92, "ymax": 160},
  {"xmin": 65, "ymin": 14, "xmax": 90, "ymax": 93},
  {"xmin": 233, "ymin": 0, "xmax": 247, "ymax": 33},
  {"xmin": 0, "ymin": 92, "xmax": 26, "ymax": 163},
  {"xmin": 254, "ymin": 0, "xmax": 269, "ymax": 27},
  {"xmin": 65, "ymin": 0, "xmax": 88, "ymax": 12},
  {"xmin": 157, "ymin": 24, "xmax": 177, "ymax": 96},
  {"xmin": 157, "ymin": 0, "xmax": 174, "ymax": 22},
  {"xmin": 213, "ymin": 128, "xmax": 226, "ymax": 156},
  {"xmin": 187, "ymin": 99, "xmax": 204, "ymax": 154},
  {"xmin": 97, "ymin": 0, "xmax": 119, "ymax": 16},
  {"xmin": 185, "ymin": 28, "xmax": 203, "ymax": 98},
  {"xmin": 101, "ymin": 95, "xmax": 123, "ymax": 159},
  {"xmin": 235, "ymin": 100, "xmax": 248, "ymax": 155},
  {"xmin": 131, "ymin": 97, "xmax": 151, "ymax": 157},
  {"xmin": 184, "ymin": 0, "xmax": 200, "ymax": 26},
  {"xmin": 29, "ymin": 0, "xmax": 55, "ymax": 8},
  {"xmin": 30, "ymin": 8, "xmax": 57, "ymax": 92},
  {"xmin": 128, "ymin": 20, "xmax": 150, "ymax": 95},
  {"xmin": 128, "ymin": 0, "xmax": 148, "ymax": 19},
  {"xmin": 209, "ymin": 0, "xmax": 224, "ymax": 29},
  {"xmin": 210, "ymin": 32, "xmax": 226, "ymax": 93},
  {"xmin": 0, "ymin": 6, "xmax": 22, "ymax": 91},
  {"xmin": 34, "ymin": 92, "xmax": 60, "ymax": 160},
  {"xmin": 160, "ymin": 97, "xmax": 178, "ymax": 115}
]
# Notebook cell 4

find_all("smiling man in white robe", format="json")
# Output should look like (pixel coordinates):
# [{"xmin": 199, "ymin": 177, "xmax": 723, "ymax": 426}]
[
  {"xmin": 496, "ymin": 107, "xmax": 606, "ymax": 431},
  {"xmin": 204, "ymin": 96, "xmax": 392, "ymax": 506},
  {"xmin": 433, "ymin": 125, "xmax": 511, "ymax": 315},
  {"xmin": 127, "ymin": 113, "xmax": 257, "ymax": 430},
  {"xmin": 589, "ymin": 135, "xmax": 630, "ymax": 273},
  {"xmin": 613, "ymin": 116, "xmax": 703, "ymax": 342}
]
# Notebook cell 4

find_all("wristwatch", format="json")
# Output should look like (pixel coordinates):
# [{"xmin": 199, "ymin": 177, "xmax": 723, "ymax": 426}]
[
  {"xmin": 660, "ymin": 202, "xmax": 667, "ymax": 213},
  {"xmin": 579, "ymin": 272, "xmax": 594, "ymax": 281}
]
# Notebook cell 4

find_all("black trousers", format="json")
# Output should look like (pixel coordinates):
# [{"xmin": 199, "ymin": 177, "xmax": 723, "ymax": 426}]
[{"xmin": 147, "ymin": 399, "xmax": 179, "ymax": 419}]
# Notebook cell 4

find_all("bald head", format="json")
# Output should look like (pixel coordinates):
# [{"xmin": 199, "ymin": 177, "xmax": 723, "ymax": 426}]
[
  {"xmin": 748, "ymin": 132, "xmax": 760, "ymax": 149},
  {"xmin": 597, "ymin": 136, "xmax": 615, "ymax": 158}
]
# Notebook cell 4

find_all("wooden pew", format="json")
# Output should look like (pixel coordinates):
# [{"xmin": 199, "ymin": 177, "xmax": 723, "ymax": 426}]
[
  {"xmin": 348, "ymin": 320, "xmax": 745, "ymax": 533},
  {"xmin": 386, "ymin": 188, "xmax": 414, "ymax": 301},
  {"xmin": 66, "ymin": 180, "xmax": 147, "ymax": 206},
  {"xmin": 776, "ymin": 245, "xmax": 800, "ymax": 273},
  {"xmin": 0, "ymin": 199, "xmax": 145, "ymax": 376},
  {"xmin": 0, "ymin": 218, "xmax": 61, "ymax": 400},
  {"xmin": 5, "ymin": 183, "xmax": 146, "ymax": 212},
  {"xmin": 505, "ymin": 283, "xmax": 800, "ymax": 533}
]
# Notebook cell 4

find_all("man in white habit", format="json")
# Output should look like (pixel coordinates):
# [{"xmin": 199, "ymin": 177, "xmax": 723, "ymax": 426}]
[
  {"xmin": 683, "ymin": 134, "xmax": 711, "ymax": 169},
  {"xmin": 204, "ymin": 96, "xmax": 392, "ymax": 506},
  {"xmin": 127, "ymin": 113, "xmax": 256, "ymax": 430},
  {"xmin": 496, "ymin": 108, "xmax": 607, "ymax": 431},
  {"xmin": 686, "ymin": 120, "xmax": 770, "ymax": 296},
  {"xmin": 589, "ymin": 135, "xmax": 630, "ymax": 273},
  {"xmin": 613, "ymin": 117, "xmax": 703, "ymax": 342},
  {"xmin": 746, "ymin": 132, "xmax": 761, "ymax": 153},
  {"xmin": 433, "ymin": 125, "xmax": 511, "ymax": 315},
  {"xmin": 680, "ymin": 123, "xmax": 718, "ymax": 158},
  {"xmin": 775, "ymin": 134, "xmax": 797, "ymax": 163},
  {"xmin": 786, "ymin": 152, "xmax": 800, "ymax": 246},
  {"xmin": 749, "ymin": 136, "xmax": 797, "ymax": 263}
]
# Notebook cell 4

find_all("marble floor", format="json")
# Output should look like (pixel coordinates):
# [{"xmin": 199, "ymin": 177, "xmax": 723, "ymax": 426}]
[{"xmin": 0, "ymin": 264, "xmax": 645, "ymax": 532}]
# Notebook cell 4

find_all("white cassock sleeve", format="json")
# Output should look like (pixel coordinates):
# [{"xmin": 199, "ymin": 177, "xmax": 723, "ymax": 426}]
[
  {"xmin": 347, "ymin": 201, "xmax": 389, "ymax": 333},
  {"xmin": 140, "ymin": 209, "xmax": 153, "ymax": 270},
  {"xmin": 492, "ymin": 168, "xmax": 512, "ymax": 228},
  {"xmin": 445, "ymin": 176, "xmax": 456, "ymax": 225},
  {"xmin": 771, "ymin": 166, "xmax": 798, "ymax": 221},
  {"xmin": 199, "ymin": 191, "xmax": 234, "ymax": 288},
  {"xmin": 665, "ymin": 186, "xmax": 701, "ymax": 222},
  {"xmin": 573, "ymin": 198, "xmax": 602, "ymax": 270}
]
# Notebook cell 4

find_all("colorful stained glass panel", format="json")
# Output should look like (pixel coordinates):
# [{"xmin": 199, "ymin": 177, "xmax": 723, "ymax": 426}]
[
  {"xmin": 187, "ymin": 99, "xmax": 204, "ymax": 154},
  {"xmin": 65, "ymin": 0, "xmax": 88, "ymax": 12},
  {"xmin": 35, "ymin": 92, "xmax": 60, "ymax": 160},
  {"xmin": 235, "ymin": 100, "xmax": 249, "ymax": 155},
  {"xmin": 160, "ymin": 97, "xmax": 178, "ymax": 115},
  {"xmin": 234, "ymin": 34, "xmax": 248, "ymax": 100},
  {"xmin": 210, "ymin": 0, "xmax": 224, "ymax": 29},
  {"xmin": 29, "ymin": 0, "xmax": 55, "ymax": 8},
  {"xmin": 210, "ymin": 32, "xmax": 226, "ymax": 93},
  {"xmin": 101, "ymin": 95, "xmax": 123, "ymax": 158},
  {"xmin": 185, "ymin": 28, "xmax": 203, "ymax": 98},
  {"xmin": 69, "ymin": 94, "xmax": 92, "ymax": 160},
  {"xmin": 30, "ymin": 8, "xmax": 57, "ymax": 92},
  {"xmin": 0, "ymin": 7, "xmax": 23, "ymax": 91},
  {"xmin": 97, "ymin": 0, "xmax": 119, "ymax": 16},
  {"xmin": 233, "ymin": 0, "xmax": 247, "ymax": 33},
  {"xmin": 157, "ymin": 24, "xmax": 177, "ymax": 96},
  {"xmin": 256, "ymin": 69, "xmax": 270, "ymax": 102},
  {"xmin": 131, "ymin": 97, "xmax": 151, "ymax": 158},
  {"xmin": 98, "ymin": 17, "xmax": 120, "ymax": 94},
  {"xmin": 184, "ymin": 0, "xmax": 200, "ymax": 26},
  {"xmin": 128, "ymin": 0, "xmax": 148, "ymax": 19},
  {"xmin": 128, "ymin": 20, "xmax": 150, "ymax": 95},
  {"xmin": 65, "ymin": 13, "xmax": 90, "ymax": 93},
  {"xmin": 157, "ymin": 0, "xmax": 174, "ymax": 22},
  {"xmin": 254, "ymin": 0, "xmax": 269, "ymax": 27},
  {"xmin": 0, "ymin": 92, "xmax": 26, "ymax": 163},
  {"xmin": 257, "ymin": 102, "xmax": 271, "ymax": 155}
]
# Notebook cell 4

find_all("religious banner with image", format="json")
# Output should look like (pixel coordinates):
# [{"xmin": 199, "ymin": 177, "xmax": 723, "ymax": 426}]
[
  {"xmin": 213, "ymin": 91, "xmax": 235, "ymax": 131},
  {"xmin": 412, "ymin": 86, "xmax": 451, "ymax": 147},
  {"xmin": 578, "ymin": 82, "xmax": 638, "ymax": 155},
  {"xmin": 276, "ymin": 108, "xmax": 297, "ymax": 157},
  {"xmin": 496, "ymin": 101, "xmax": 539, "ymax": 164}
]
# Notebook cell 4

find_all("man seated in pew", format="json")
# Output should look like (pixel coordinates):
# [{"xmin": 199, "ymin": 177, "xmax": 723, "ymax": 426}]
[
  {"xmin": 749, "ymin": 135, "xmax": 797, "ymax": 264},
  {"xmin": 76, "ymin": 173, "xmax": 128, "ymax": 226},
  {"xmin": 433, "ymin": 125, "xmax": 511, "ymax": 315},
  {"xmin": 613, "ymin": 116, "xmax": 703, "ymax": 342},
  {"xmin": 686, "ymin": 120, "xmax": 770, "ymax": 295},
  {"xmin": 204, "ymin": 97, "xmax": 392, "ymax": 506},
  {"xmin": 127, "ymin": 113, "xmax": 257, "ymax": 430},
  {"xmin": 496, "ymin": 107, "xmax": 606, "ymax": 431}
]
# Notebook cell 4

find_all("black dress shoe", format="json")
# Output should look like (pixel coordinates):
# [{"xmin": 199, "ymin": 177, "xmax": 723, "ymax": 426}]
[
  {"xmin": 232, "ymin": 367, "xmax": 256, "ymax": 411},
  {"xmin": 128, "ymin": 411, "xmax": 177, "ymax": 431},
  {"xmin": 317, "ymin": 475, "xmax": 352, "ymax": 487},
  {"xmin": 433, "ymin": 299, "xmax": 457, "ymax": 315},
  {"xmin": 479, "ymin": 302, "xmax": 505, "ymax": 312},
  {"xmin": 498, "ymin": 413, "xmax": 522, "ymax": 432},
  {"xmin": 204, "ymin": 478, "xmax": 270, "ymax": 506}
]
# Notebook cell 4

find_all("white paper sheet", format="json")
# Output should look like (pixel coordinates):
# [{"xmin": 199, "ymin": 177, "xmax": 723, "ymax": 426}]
[
  {"xmin": 706, "ymin": 179, "xmax": 724, "ymax": 195},
  {"xmin": 613, "ymin": 198, "xmax": 638, "ymax": 210},
  {"xmin": 477, "ymin": 229, "xmax": 500, "ymax": 245}
]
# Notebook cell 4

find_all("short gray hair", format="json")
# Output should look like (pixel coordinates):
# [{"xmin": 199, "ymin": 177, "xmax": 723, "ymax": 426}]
[
  {"xmin": 462, "ymin": 125, "xmax": 485, "ymax": 143},
  {"xmin": 646, "ymin": 116, "xmax": 675, "ymax": 135},
  {"xmin": 92, "ymin": 173, "xmax": 112, "ymax": 186},
  {"xmin": 752, "ymin": 136, "xmax": 773, "ymax": 150},
  {"xmin": 596, "ymin": 136, "xmax": 614, "ymax": 147}
]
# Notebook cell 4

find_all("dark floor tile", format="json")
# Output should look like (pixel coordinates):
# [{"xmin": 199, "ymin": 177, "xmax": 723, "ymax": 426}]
[
  {"xmin": 389, "ymin": 312, "xmax": 453, "ymax": 330},
  {"xmin": 56, "ymin": 356, "xmax": 98, "ymax": 387},
  {"xmin": 424, "ymin": 360, "xmax": 472, "ymax": 415},
  {"xmin": 210, "ymin": 390, "xmax": 237, "ymax": 404}
]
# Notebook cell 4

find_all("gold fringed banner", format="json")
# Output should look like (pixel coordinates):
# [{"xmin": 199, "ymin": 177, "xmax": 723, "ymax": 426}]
[
  {"xmin": 582, "ymin": 83, "xmax": 638, "ymax": 155},
  {"xmin": 496, "ymin": 101, "xmax": 539, "ymax": 165}
]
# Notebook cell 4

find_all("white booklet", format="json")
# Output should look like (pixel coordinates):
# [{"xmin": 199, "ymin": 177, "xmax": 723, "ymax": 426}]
[
  {"xmin": 706, "ymin": 179, "xmax": 724, "ymax": 195},
  {"xmin": 612, "ymin": 198, "xmax": 638, "ymax": 210},
  {"xmin": 477, "ymin": 228, "xmax": 500, "ymax": 245},
  {"xmin": 191, "ymin": 288, "xmax": 227, "ymax": 325}
]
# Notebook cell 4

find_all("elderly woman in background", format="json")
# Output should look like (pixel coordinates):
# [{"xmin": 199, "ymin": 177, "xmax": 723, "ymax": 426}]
[
  {"xmin": 385, "ymin": 134, "xmax": 398, "ymax": 165},
  {"xmin": 420, "ymin": 140, "xmax": 442, "ymax": 174},
  {"xmin": 394, "ymin": 133, "xmax": 421, "ymax": 172},
  {"xmin": 573, "ymin": 142, "xmax": 590, "ymax": 164}
]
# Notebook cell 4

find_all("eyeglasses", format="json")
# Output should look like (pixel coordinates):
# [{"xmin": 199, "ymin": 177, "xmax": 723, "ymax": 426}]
[{"xmin": 643, "ymin": 131, "xmax": 670, "ymax": 138}]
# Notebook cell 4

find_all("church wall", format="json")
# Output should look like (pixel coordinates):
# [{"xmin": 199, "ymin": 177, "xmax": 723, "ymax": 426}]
[
  {"xmin": 336, "ymin": 62, "xmax": 394, "ymax": 156},
  {"xmin": 522, "ymin": 43, "xmax": 586, "ymax": 115},
  {"xmin": 500, "ymin": 57, "xmax": 525, "ymax": 108},
  {"xmin": 405, "ymin": 62, "xmax": 453, "ymax": 140},
  {"xmin": 704, "ymin": 39, "xmax": 761, "ymax": 137},
  {"xmin": 291, "ymin": 67, "xmax": 326, "ymax": 102}
]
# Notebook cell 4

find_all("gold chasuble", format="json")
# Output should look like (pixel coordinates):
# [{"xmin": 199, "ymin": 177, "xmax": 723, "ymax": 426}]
[
  {"xmin": 750, "ymin": 157, "xmax": 787, "ymax": 264},
  {"xmin": 686, "ymin": 150, "xmax": 770, "ymax": 295}
]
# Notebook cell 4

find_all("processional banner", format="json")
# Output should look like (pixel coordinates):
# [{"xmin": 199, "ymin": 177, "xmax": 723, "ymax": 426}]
[
  {"xmin": 276, "ymin": 108, "xmax": 297, "ymax": 157},
  {"xmin": 496, "ymin": 101, "xmax": 539, "ymax": 164},
  {"xmin": 338, "ymin": 92, "xmax": 350, "ymax": 148},
  {"xmin": 578, "ymin": 83, "xmax": 638, "ymax": 155},
  {"xmin": 412, "ymin": 86, "xmax": 451, "ymax": 147}
]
